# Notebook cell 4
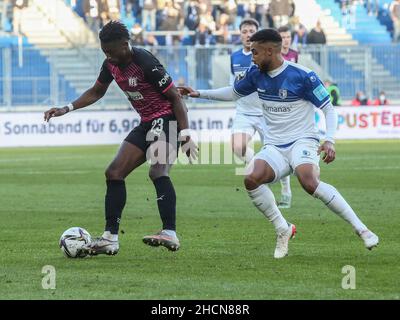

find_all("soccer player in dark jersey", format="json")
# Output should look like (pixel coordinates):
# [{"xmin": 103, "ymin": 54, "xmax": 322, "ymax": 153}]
[
  {"xmin": 278, "ymin": 26, "xmax": 299, "ymax": 63},
  {"xmin": 44, "ymin": 21, "xmax": 197, "ymax": 255}
]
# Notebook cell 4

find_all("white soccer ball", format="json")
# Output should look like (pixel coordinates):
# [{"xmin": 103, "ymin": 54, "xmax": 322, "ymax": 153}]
[{"xmin": 59, "ymin": 227, "xmax": 91, "ymax": 258}]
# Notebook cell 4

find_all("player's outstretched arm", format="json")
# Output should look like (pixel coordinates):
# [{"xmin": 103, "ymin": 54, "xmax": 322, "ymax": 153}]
[
  {"xmin": 178, "ymin": 86, "xmax": 238, "ymax": 101},
  {"xmin": 44, "ymin": 81, "xmax": 110, "ymax": 122}
]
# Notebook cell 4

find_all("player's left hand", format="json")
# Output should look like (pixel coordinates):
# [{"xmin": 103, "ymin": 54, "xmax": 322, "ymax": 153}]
[
  {"xmin": 318, "ymin": 141, "xmax": 336, "ymax": 164},
  {"xmin": 181, "ymin": 137, "xmax": 199, "ymax": 163}
]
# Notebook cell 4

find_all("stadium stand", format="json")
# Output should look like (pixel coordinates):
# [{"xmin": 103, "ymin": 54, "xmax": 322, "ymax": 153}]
[
  {"xmin": 0, "ymin": 0, "xmax": 399, "ymax": 108},
  {"xmin": 325, "ymin": 0, "xmax": 392, "ymax": 43}
]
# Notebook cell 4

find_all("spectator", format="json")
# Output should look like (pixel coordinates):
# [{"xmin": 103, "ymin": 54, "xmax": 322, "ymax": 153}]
[
  {"xmin": 351, "ymin": 91, "xmax": 372, "ymax": 106},
  {"xmin": 130, "ymin": 23, "xmax": 144, "ymax": 45},
  {"xmin": 269, "ymin": 0, "xmax": 291, "ymax": 28},
  {"xmin": 242, "ymin": 0, "xmax": 257, "ymax": 20},
  {"xmin": 341, "ymin": 0, "xmax": 356, "ymax": 29},
  {"xmin": 215, "ymin": 0, "xmax": 238, "ymax": 29},
  {"xmin": 12, "ymin": 0, "xmax": 29, "ymax": 34},
  {"xmin": 373, "ymin": 91, "xmax": 390, "ymax": 105},
  {"xmin": 291, "ymin": 23, "xmax": 307, "ymax": 49},
  {"xmin": 194, "ymin": 22, "xmax": 216, "ymax": 45},
  {"xmin": 324, "ymin": 80, "xmax": 342, "ymax": 106},
  {"xmin": 307, "ymin": 20, "xmax": 326, "ymax": 44},
  {"xmin": 124, "ymin": 0, "xmax": 137, "ymax": 20},
  {"xmin": 289, "ymin": 0, "xmax": 295, "ymax": 18},
  {"xmin": 366, "ymin": 0, "xmax": 379, "ymax": 16},
  {"xmin": 185, "ymin": 0, "xmax": 200, "ymax": 45},
  {"xmin": 200, "ymin": 8, "xmax": 216, "ymax": 33},
  {"xmin": 159, "ymin": 0, "xmax": 182, "ymax": 32},
  {"xmin": 82, "ymin": 0, "xmax": 101, "ymax": 33},
  {"xmin": 159, "ymin": 0, "xmax": 183, "ymax": 46},
  {"xmin": 142, "ymin": 0, "xmax": 157, "ymax": 31},
  {"xmin": 264, "ymin": 5, "xmax": 275, "ymax": 28},
  {"xmin": 98, "ymin": 0, "xmax": 110, "ymax": 26},
  {"xmin": 390, "ymin": 0, "xmax": 400, "ymax": 42},
  {"xmin": 198, "ymin": 0, "xmax": 209, "ymax": 15},
  {"xmin": 216, "ymin": 12, "xmax": 231, "ymax": 44},
  {"xmin": 225, "ymin": 0, "xmax": 238, "ymax": 28},
  {"xmin": 104, "ymin": 0, "xmax": 120, "ymax": 21},
  {"xmin": 185, "ymin": 1, "xmax": 201, "ymax": 30}
]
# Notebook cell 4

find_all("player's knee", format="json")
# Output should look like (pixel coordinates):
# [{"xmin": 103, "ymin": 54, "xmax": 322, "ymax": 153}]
[
  {"xmin": 299, "ymin": 177, "xmax": 319, "ymax": 195},
  {"xmin": 232, "ymin": 143, "xmax": 246, "ymax": 157},
  {"xmin": 148, "ymin": 166, "xmax": 168, "ymax": 181},
  {"xmin": 105, "ymin": 166, "xmax": 124, "ymax": 180},
  {"xmin": 244, "ymin": 174, "xmax": 261, "ymax": 190}
]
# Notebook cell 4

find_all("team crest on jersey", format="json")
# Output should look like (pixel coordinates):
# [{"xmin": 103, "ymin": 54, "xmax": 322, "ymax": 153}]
[
  {"xmin": 128, "ymin": 77, "xmax": 138, "ymax": 87},
  {"xmin": 279, "ymin": 89, "xmax": 287, "ymax": 99},
  {"xmin": 235, "ymin": 72, "xmax": 246, "ymax": 82}
]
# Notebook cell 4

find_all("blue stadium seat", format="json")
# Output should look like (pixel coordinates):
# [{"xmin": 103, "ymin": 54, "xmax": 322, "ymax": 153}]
[
  {"xmin": 371, "ymin": 45, "xmax": 400, "ymax": 81},
  {"xmin": 328, "ymin": 50, "xmax": 365, "ymax": 98},
  {"xmin": 316, "ymin": 0, "xmax": 392, "ymax": 43},
  {"xmin": 0, "ymin": 36, "xmax": 77, "ymax": 106}
]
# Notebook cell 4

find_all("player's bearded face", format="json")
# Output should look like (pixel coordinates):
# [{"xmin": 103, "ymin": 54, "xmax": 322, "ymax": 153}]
[{"xmin": 251, "ymin": 42, "xmax": 271, "ymax": 72}]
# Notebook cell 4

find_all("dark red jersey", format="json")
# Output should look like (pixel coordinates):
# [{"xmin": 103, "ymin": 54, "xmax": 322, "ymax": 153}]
[
  {"xmin": 282, "ymin": 48, "xmax": 299, "ymax": 63},
  {"xmin": 97, "ymin": 48, "xmax": 174, "ymax": 122}
]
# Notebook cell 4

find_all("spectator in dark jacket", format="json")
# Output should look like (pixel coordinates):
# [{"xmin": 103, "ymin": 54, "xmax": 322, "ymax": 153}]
[{"xmin": 307, "ymin": 20, "xmax": 326, "ymax": 44}]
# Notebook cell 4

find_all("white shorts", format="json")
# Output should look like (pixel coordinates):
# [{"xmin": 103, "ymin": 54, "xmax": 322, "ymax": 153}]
[
  {"xmin": 231, "ymin": 113, "xmax": 266, "ymax": 142},
  {"xmin": 253, "ymin": 138, "xmax": 320, "ymax": 183}
]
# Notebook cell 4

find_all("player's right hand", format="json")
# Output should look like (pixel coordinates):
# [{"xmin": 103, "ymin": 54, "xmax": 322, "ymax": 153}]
[
  {"xmin": 181, "ymin": 137, "xmax": 199, "ymax": 163},
  {"xmin": 177, "ymin": 86, "xmax": 200, "ymax": 98},
  {"xmin": 44, "ymin": 107, "xmax": 68, "ymax": 122}
]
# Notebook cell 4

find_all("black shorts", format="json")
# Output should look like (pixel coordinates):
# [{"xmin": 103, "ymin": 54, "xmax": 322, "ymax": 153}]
[{"xmin": 125, "ymin": 114, "xmax": 180, "ymax": 154}]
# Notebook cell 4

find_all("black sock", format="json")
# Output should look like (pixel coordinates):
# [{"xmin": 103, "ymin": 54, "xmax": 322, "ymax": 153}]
[
  {"xmin": 105, "ymin": 180, "xmax": 126, "ymax": 234},
  {"xmin": 153, "ymin": 176, "xmax": 176, "ymax": 231}
]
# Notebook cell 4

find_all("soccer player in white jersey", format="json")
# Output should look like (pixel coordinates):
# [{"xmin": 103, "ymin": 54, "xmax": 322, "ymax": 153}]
[
  {"xmin": 179, "ymin": 28, "xmax": 379, "ymax": 259},
  {"xmin": 196, "ymin": 18, "xmax": 294, "ymax": 208}
]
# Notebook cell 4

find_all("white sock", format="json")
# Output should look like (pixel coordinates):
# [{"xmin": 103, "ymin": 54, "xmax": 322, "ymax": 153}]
[
  {"xmin": 247, "ymin": 185, "xmax": 289, "ymax": 234},
  {"xmin": 244, "ymin": 147, "xmax": 255, "ymax": 164},
  {"xmin": 102, "ymin": 231, "xmax": 118, "ymax": 241},
  {"xmin": 162, "ymin": 229, "xmax": 177, "ymax": 238},
  {"xmin": 313, "ymin": 181, "xmax": 367, "ymax": 233},
  {"xmin": 280, "ymin": 175, "xmax": 292, "ymax": 196}
]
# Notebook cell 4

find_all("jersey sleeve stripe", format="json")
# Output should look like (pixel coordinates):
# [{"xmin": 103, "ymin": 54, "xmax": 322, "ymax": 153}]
[
  {"xmin": 318, "ymin": 99, "xmax": 330, "ymax": 109},
  {"xmin": 233, "ymin": 87, "xmax": 245, "ymax": 97},
  {"xmin": 161, "ymin": 82, "xmax": 174, "ymax": 93}
]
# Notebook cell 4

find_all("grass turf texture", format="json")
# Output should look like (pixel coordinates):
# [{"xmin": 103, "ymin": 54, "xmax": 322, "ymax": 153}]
[{"xmin": 0, "ymin": 140, "xmax": 399, "ymax": 299}]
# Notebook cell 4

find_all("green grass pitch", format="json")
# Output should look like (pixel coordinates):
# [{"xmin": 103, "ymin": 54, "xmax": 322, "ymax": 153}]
[{"xmin": 0, "ymin": 140, "xmax": 399, "ymax": 299}]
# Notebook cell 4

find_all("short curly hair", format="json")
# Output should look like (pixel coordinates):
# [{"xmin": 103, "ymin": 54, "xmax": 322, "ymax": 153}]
[
  {"xmin": 250, "ymin": 29, "xmax": 282, "ymax": 44},
  {"xmin": 99, "ymin": 21, "xmax": 130, "ymax": 43}
]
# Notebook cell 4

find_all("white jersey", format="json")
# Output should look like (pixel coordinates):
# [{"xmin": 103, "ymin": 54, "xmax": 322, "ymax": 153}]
[
  {"xmin": 233, "ymin": 60, "xmax": 331, "ymax": 146},
  {"xmin": 230, "ymin": 49, "xmax": 263, "ymax": 116}
]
